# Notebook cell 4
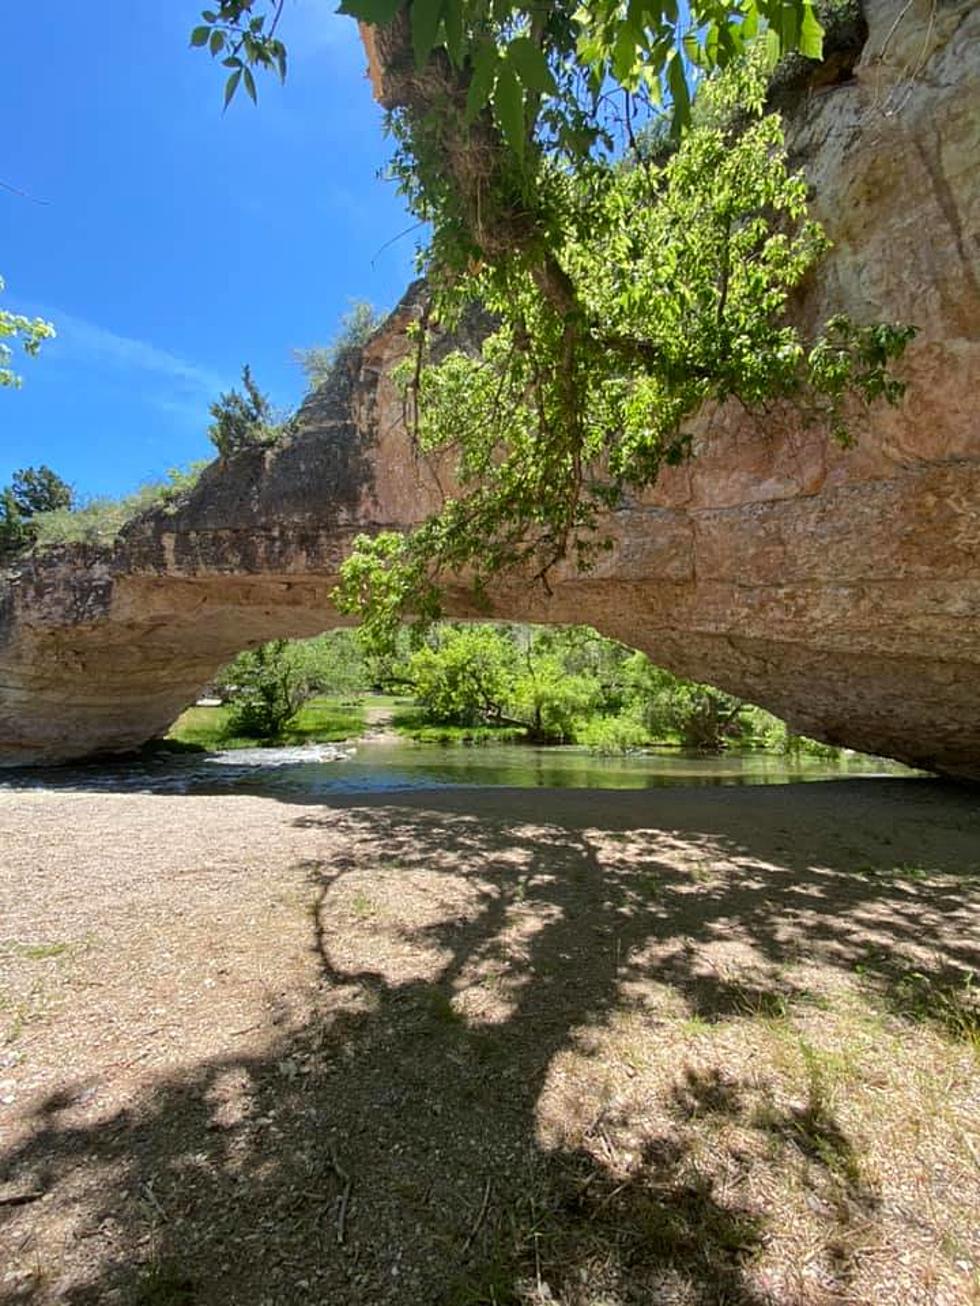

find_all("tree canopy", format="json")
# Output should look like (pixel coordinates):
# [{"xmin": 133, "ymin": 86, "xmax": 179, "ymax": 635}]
[
  {"xmin": 190, "ymin": 1, "xmax": 913, "ymax": 640},
  {"xmin": 0, "ymin": 465, "xmax": 74, "ymax": 562}
]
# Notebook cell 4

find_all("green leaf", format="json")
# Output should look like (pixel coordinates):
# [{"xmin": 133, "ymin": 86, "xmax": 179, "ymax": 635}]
[
  {"xmin": 639, "ymin": 64, "xmax": 662, "ymax": 106},
  {"xmin": 442, "ymin": 0, "xmax": 463, "ymax": 66},
  {"xmin": 778, "ymin": 0, "xmax": 799, "ymax": 51},
  {"xmin": 667, "ymin": 51, "xmax": 690, "ymax": 133},
  {"xmin": 611, "ymin": 23, "xmax": 640, "ymax": 85},
  {"xmin": 681, "ymin": 30, "xmax": 703, "ymax": 70},
  {"xmin": 575, "ymin": 29, "xmax": 604, "ymax": 68},
  {"xmin": 209, "ymin": 28, "xmax": 225, "ymax": 55},
  {"xmin": 703, "ymin": 21, "xmax": 720, "ymax": 64},
  {"xmin": 335, "ymin": 0, "xmax": 404, "ymax": 24},
  {"xmin": 507, "ymin": 36, "xmax": 557, "ymax": 96},
  {"xmin": 243, "ymin": 67, "xmax": 257, "ymax": 102},
  {"xmin": 411, "ymin": 0, "xmax": 444, "ymax": 67},
  {"xmin": 465, "ymin": 42, "xmax": 498, "ymax": 124},
  {"xmin": 493, "ymin": 64, "xmax": 525, "ymax": 160},
  {"xmin": 224, "ymin": 67, "xmax": 242, "ymax": 108},
  {"xmin": 190, "ymin": 25, "xmax": 210, "ymax": 47},
  {"xmin": 799, "ymin": 3, "xmax": 824, "ymax": 59},
  {"xmin": 763, "ymin": 26, "xmax": 781, "ymax": 69}
]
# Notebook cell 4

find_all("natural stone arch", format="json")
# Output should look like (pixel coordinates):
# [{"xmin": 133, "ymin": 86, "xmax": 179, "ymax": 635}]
[{"xmin": 1, "ymin": 0, "xmax": 978, "ymax": 776}]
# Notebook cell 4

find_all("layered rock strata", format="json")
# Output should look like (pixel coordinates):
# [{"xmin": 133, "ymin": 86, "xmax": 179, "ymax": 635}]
[{"xmin": 1, "ymin": 0, "xmax": 977, "ymax": 774}]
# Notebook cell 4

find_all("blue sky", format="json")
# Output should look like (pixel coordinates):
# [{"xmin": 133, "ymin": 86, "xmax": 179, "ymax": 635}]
[{"xmin": 0, "ymin": 0, "xmax": 418, "ymax": 499}]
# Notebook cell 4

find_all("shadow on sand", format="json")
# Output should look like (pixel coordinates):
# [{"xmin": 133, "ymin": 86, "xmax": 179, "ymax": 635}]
[{"xmin": 1, "ymin": 779, "xmax": 978, "ymax": 1304}]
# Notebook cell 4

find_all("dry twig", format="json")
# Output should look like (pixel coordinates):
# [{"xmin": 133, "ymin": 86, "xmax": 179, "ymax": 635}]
[
  {"xmin": 328, "ymin": 1146, "xmax": 353, "ymax": 1245},
  {"xmin": 462, "ymin": 1176, "xmax": 492, "ymax": 1254}
]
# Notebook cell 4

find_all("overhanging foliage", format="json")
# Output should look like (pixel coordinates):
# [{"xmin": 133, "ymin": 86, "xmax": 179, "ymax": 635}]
[{"xmin": 190, "ymin": 1, "xmax": 914, "ymax": 644}]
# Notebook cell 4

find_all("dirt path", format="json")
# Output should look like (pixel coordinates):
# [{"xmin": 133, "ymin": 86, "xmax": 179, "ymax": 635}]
[
  {"xmin": 1, "ymin": 779, "xmax": 978, "ymax": 1305},
  {"xmin": 358, "ymin": 703, "xmax": 401, "ymax": 743}
]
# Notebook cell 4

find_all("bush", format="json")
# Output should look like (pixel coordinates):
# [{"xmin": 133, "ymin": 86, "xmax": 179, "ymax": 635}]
[
  {"xmin": 511, "ymin": 653, "xmax": 600, "ymax": 743},
  {"xmin": 222, "ymin": 640, "xmax": 316, "ymax": 739},
  {"xmin": 576, "ymin": 713, "xmax": 649, "ymax": 754},
  {"xmin": 407, "ymin": 625, "xmax": 518, "ymax": 725}
]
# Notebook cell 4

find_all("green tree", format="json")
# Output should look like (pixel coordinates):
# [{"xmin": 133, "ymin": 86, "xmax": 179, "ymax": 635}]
[
  {"xmin": 294, "ymin": 301, "xmax": 385, "ymax": 392},
  {"xmin": 221, "ymin": 639, "xmax": 316, "ymax": 738},
  {"xmin": 208, "ymin": 364, "xmax": 280, "ymax": 457},
  {"xmin": 303, "ymin": 630, "xmax": 372, "ymax": 698},
  {"xmin": 9, "ymin": 465, "xmax": 74, "ymax": 516},
  {"xmin": 193, "ymin": 6, "xmax": 913, "ymax": 634},
  {"xmin": 0, "ymin": 465, "xmax": 74, "ymax": 562},
  {"xmin": 0, "ymin": 277, "xmax": 55, "ymax": 389},
  {"xmin": 406, "ymin": 624, "xmax": 517, "ymax": 724},
  {"xmin": 669, "ymin": 683, "xmax": 746, "ymax": 751},
  {"xmin": 511, "ymin": 647, "xmax": 599, "ymax": 743}
]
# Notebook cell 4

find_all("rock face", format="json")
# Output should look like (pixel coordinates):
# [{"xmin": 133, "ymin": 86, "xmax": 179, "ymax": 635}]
[{"xmin": 1, "ymin": 0, "xmax": 978, "ymax": 775}]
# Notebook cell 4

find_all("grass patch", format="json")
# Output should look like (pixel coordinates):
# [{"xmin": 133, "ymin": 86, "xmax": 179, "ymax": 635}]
[
  {"xmin": 391, "ymin": 707, "xmax": 527, "ymax": 744},
  {"xmin": 163, "ymin": 706, "xmax": 253, "ymax": 751},
  {"xmin": 132, "ymin": 1260, "xmax": 196, "ymax": 1306},
  {"xmin": 360, "ymin": 693, "xmax": 414, "ymax": 711},
  {"xmin": 0, "ymin": 939, "xmax": 73, "ymax": 961},
  {"xmin": 165, "ymin": 697, "xmax": 364, "ymax": 751},
  {"xmin": 280, "ymin": 697, "xmax": 364, "ymax": 744},
  {"xmin": 14, "ymin": 942, "xmax": 69, "ymax": 960},
  {"xmin": 886, "ymin": 969, "xmax": 979, "ymax": 1052},
  {"xmin": 349, "ymin": 891, "xmax": 376, "ymax": 919}
]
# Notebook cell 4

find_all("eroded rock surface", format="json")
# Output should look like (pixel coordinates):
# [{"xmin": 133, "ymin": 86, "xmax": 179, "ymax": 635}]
[{"xmin": 1, "ymin": 0, "xmax": 978, "ymax": 774}]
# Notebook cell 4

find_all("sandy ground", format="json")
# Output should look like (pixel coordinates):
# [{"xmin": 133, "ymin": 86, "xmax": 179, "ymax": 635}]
[{"xmin": 0, "ymin": 778, "xmax": 978, "ymax": 1305}]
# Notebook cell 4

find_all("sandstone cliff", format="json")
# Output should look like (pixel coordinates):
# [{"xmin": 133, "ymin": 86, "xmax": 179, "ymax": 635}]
[{"xmin": 1, "ymin": 0, "xmax": 977, "ymax": 774}]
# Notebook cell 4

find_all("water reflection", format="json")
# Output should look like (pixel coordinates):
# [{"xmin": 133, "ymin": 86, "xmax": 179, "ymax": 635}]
[{"xmin": 0, "ymin": 738, "xmax": 917, "ymax": 798}]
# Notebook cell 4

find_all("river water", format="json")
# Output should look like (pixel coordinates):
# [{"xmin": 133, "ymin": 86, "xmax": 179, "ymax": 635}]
[{"xmin": 0, "ymin": 738, "xmax": 918, "ymax": 798}]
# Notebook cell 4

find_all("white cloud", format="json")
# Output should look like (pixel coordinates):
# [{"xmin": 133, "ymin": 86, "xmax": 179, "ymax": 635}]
[{"xmin": 41, "ymin": 308, "xmax": 225, "ymax": 396}]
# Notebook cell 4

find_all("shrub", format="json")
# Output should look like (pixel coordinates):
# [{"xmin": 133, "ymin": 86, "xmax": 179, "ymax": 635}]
[
  {"xmin": 207, "ymin": 365, "xmax": 282, "ymax": 457},
  {"xmin": 577, "ymin": 713, "xmax": 649, "ymax": 754},
  {"xmin": 223, "ymin": 640, "xmax": 316, "ymax": 739},
  {"xmin": 27, "ymin": 463, "xmax": 209, "ymax": 551}
]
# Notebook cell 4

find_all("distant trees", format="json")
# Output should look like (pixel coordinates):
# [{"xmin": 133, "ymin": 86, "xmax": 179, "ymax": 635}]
[
  {"xmin": 392, "ymin": 623, "xmax": 732, "ymax": 747},
  {"xmin": 509, "ymin": 638, "xmax": 600, "ymax": 743},
  {"xmin": 0, "ymin": 465, "xmax": 74, "ymax": 561},
  {"xmin": 205, "ymin": 622, "xmax": 835, "ymax": 754},
  {"xmin": 386, "ymin": 622, "xmax": 831, "ymax": 753}
]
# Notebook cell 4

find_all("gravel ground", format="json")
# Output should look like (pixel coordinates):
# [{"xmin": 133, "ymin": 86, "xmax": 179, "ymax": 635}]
[{"xmin": 0, "ymin": 778, "xmax": 978, "ymax": 1305}]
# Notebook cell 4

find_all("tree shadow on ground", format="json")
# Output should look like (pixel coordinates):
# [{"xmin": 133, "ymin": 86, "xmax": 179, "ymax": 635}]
[{"xmin": 1, "ymin": 780, "xmax": 977, "ymax": 1304}]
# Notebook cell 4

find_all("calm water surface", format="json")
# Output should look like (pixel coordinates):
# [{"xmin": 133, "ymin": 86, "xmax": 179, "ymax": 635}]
[{"xmin": 0, "ymin": 738, "xmax": 917, "ymax": 798}]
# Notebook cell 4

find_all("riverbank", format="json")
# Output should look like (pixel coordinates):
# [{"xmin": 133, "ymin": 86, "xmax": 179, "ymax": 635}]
[{"xmin": 1, "ymin": 780, "xmax": 978, "ymax": 1304}]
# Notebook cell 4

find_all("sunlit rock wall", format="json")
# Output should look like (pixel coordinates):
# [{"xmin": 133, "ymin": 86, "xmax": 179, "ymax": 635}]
[{"xmin": 1, "ymin": 0, "xmax": 977, "ymax": 775}]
